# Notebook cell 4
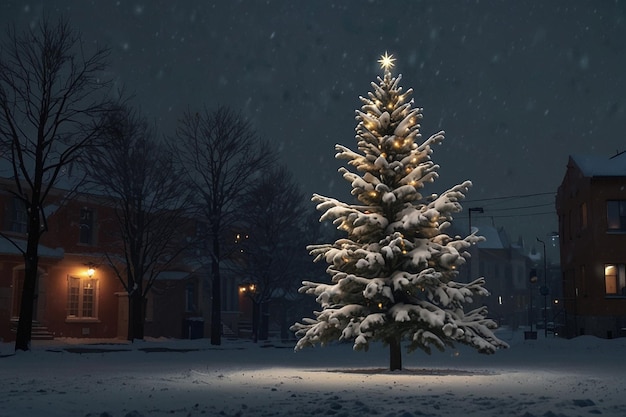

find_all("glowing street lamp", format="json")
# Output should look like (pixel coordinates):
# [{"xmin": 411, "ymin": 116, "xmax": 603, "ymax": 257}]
[
  {"xmin": 86, "ymin": 264, "xmax": 96, "ymax": 278},
  {"xmin": 238, "ymin": 283, "xmax": 256, "ymax": 294}
]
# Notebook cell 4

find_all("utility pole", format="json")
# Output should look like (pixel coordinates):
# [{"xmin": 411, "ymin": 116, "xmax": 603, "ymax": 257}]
[{"xmin": 537, "ymin": 237, "xmax": 548, "ymax": 338}]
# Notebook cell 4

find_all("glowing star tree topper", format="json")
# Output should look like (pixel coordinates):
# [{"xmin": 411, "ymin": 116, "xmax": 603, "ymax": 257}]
[
  {"xmin": 291, "ymin": 54, "xmax": 508, "ymax": 371},
  {"xmin": 378, "ymin": 51, "xmax": 396, "ymax": 71}
]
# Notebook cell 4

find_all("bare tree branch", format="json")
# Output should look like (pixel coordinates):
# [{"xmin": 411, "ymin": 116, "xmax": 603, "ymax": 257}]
[
  {"xmin": 82, "ymin": 103, "xmax": 193, "ymax": 341},
  {"xmin": 0, "ymin": 16, "xmax": 112, "ymax": 351},
  {"xmin": 173, "ymin": 105, "xmax": 273, "ymax": 345}
]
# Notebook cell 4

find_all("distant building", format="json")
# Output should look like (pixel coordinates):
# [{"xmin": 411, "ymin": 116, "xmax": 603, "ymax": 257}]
[
  {"xmin": 475, "ymin": 227, "xmax": 532, "ymax": 329},
  {"xmin": 556, "ymin": 153, "xmax": 626, "ymax": 338},
  {"xmin": 454, "ymin": 224, "xmax": 549, "ymax": 330}
]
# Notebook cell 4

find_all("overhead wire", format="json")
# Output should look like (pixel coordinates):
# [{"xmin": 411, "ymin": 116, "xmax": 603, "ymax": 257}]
[{"xmin": 459, "ymin": 191, "xmax": 557, "ymax": 220}]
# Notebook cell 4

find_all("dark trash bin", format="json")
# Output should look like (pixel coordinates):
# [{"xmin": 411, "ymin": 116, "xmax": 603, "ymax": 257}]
[
  {"xmin": 182, "ymin": 317, "xmax": 204, "ymax": 339},
  {"xmin": 524, "ymin": 331, "xmax": 537, "ymax": 340}
]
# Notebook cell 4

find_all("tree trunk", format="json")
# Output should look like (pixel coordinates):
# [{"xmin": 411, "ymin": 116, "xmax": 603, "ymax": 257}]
[
  {"xmin": 259, "ymin": 302, "xmax": 269, "ymax": 341},
  {"xmin": 279, "ymin": 300, "xmax": 290, "ymax": 342},
  {"xmin": 210, "ymin": 235, "xmax": 221, "ymax": 345},
  {"xmin": 388, "ymin": 337, "xmax": 402, "ymax": 371},
  {"xmin": 127, "ymin": 293, "xmax": 135, "ymax": 341},
  {"xmin": 14, "ymin": 209, "xmax": 42, "ymax": 351},
  {"xmin": 127, "ymin": 291, "xmax": 145, "ymax": 341},
  {"xmin": 251, "ymin": 300, "xmax": 260, "ymax": 343},
  {"xmin": 14, "ymin": 254, "xmax": 38, "ymax": 351}
]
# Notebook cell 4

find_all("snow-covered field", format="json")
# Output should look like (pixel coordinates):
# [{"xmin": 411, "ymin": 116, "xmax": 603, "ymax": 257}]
[{"xmin": 1, "ymin": 329, "xmax": 625, "ymax": 417}]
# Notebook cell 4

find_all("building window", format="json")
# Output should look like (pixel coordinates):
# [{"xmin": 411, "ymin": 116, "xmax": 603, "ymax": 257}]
[
  {"xmin": 580, "ymin": 202, "xmax": 587, "ymax": 230},
  {"xmin": 67, "ymin": 276, "xmax": 98, "ymax": 318},
  {"xmin": 607, "ymin": 200, "xmax": 626, "ymax": 231},
  {"xmin": 79, "ymin": 208, "xmax": 94, "ymax": 244},
  {"xmin": 145, "ymin": 291, "xmax": 154, "ymax": 322},
  {"xmin": 8, "ymin": 198, "xmax": 28, "ymax": 234},
  {"xmin": 185, "ymin": 281, "xmax": 196, "ymax": 313},
  {"xmin": 195, "ymin": 221, "xmax": 208, "ymax": 250},
  {"xmin": 604, "ymin": 264, "xmax": 626, "ymax": 296}
]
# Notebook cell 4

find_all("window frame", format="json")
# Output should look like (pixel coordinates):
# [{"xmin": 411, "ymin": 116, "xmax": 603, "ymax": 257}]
[
  {"xmin": 580, "ymin": 202, "xmax": 588, "ymax": 231},
  {"xmin": 79, "ymin": 207, "xmax": 95, "ymax": 245},
  {"xmin": 185, "ymin": 281, "xmax": 197, "ymax": 313},
  {"xmin": 606, "ymin": 200, "xmax": 626, "ymax": 232},
  {"xmin": 8, "ymin": 197, "xmax": 28, "ymax": 234},
  {"xmin": 604, "ymin": 263, "xmax": 626, "ymax": 297},
  {"xmin": 66, "ymin": 275, "xmax": 99, "ymax": 322}
]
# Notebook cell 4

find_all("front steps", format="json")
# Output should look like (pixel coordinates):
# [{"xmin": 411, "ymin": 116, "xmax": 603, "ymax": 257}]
[{"xmin": 10, "ymin": 319, "xmax": 55, "ymax": 340}]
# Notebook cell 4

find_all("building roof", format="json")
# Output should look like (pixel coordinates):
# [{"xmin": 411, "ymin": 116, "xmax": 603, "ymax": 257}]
[
  {"xmin": 0, "ymin": 238, "xmax": 64, "ymax": 258},
  {"xmin": 571, "ymin": 153, "xmax": 626, "ymax": 177},
  {"xmin": 476, "ymin": 225, "xmax": 510, "ymax": 249}
]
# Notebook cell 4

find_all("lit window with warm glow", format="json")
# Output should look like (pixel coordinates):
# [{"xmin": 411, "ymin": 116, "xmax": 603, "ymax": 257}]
[
  {"xmin": 67, "ymin": 275, "xmax": 99, "ymax": 319},
  {"xmin": 604, "ymin": 264, "xmax": 626, "ymax": 296}
]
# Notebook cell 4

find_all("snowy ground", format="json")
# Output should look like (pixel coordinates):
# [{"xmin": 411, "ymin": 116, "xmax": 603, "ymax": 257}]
[{"xmin": 1, "ymin": 328, "xmax": 625, "ymax": 417}]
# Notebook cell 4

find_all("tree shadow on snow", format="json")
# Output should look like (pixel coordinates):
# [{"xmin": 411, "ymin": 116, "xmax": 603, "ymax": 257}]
[{"xmin": 312, "ymin": 368, "xmax": 496, "ymax": 376}]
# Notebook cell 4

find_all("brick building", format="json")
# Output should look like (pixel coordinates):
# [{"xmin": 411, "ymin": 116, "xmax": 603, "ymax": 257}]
[
  {"xmin": 556, "ymin": 153, "xmax": 626, "ymax": 338},
  {"xmin": 0, "ymin": 178, "xmax": 204, "ymax": 342}
]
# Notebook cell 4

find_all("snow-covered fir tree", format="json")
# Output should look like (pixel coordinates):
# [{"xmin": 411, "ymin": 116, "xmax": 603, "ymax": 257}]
[{"xmin": 291, "ymin": 53, "xmax": 508, "ymax": 370}]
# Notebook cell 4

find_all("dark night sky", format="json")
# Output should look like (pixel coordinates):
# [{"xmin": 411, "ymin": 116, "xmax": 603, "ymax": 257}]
[{"xmin": 2, "ymin": 1, "xmax": 626, "ymax": 252}]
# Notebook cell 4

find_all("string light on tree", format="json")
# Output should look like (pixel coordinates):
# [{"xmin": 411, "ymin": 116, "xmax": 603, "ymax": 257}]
[{"xmin": 292, "ymin": 53, "xmax": 507, "ymax": 371}]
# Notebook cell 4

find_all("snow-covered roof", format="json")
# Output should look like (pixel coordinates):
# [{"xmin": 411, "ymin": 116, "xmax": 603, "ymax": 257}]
[
  {"xmin": 475, "ymin": 225, "xmax": 508, "ymax": 250},
  {"xmin": 571, "ymin": 153, "xmax": 626, "ymax": 177},
  {"xmin": 0, "ymin": 237, "xmax": 64, "ymax": 258}
]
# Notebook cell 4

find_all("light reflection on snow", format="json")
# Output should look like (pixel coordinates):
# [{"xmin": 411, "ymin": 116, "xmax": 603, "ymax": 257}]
[{"xmin": 1, "ymin": 331, "xmax": 625, "ymax": 416}]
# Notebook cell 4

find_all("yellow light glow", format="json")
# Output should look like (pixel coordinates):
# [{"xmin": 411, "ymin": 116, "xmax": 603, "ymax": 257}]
[
  {"xmin": 87, "ymin": 268, "xmax": 95, "ymax": 278},
  {"xmin": 377, "ymin": 302, "xmax": 383, "ymax": 309},
  {"xmin": 378, "ymin": 52, "xmax": 396, "ymax": 71}
]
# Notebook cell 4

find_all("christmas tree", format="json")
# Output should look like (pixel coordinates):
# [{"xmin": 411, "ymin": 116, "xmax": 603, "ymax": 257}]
[{"xmin": 291, "ymin": 53, "xmax": 508, "ymax": 371}]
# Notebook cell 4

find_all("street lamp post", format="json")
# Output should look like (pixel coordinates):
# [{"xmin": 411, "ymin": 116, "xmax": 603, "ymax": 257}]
[
  {"xmin": 467, "ymin": 207, "xmax": 484, "ymax": 283},
  {"xmin": 468, "ymin": 207, "xmax": 484, "ymax": 235},
  {"xmin": 537, "ymin": 237, "xmax": 548, "ymax": 338}
]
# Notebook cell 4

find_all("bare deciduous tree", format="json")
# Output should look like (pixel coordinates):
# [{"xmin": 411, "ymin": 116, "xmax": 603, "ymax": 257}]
[
  {"xmin": 83, "ymin": 104, "xmax": 192, "ymax": 341},
  {"xmin": 236, "ymin": 165, "xmax": 306, "ymax": 341},
  {"xmin": 0, "ymin": 17, "xmax": 111, "ymax": 351},
  {"xmin": 174, "ymin": 106, "xmax": 272, "ymax": 345}
]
